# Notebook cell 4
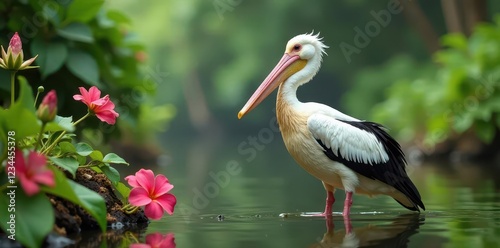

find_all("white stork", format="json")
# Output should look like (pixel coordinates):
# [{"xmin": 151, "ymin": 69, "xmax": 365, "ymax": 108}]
[{"xmin": 238, "ymin": 33, "xmax": 425, "ymax": 220}]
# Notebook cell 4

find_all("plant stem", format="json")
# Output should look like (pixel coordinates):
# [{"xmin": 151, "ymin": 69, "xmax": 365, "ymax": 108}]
[
  {"xmin": 34, "ymin": 89, "xmax": 41, "ymax": 107},
  {"xmin": 73, "ymin": 111, "xmax": 90, "ymax": 126},
  {"xmin": 34, "ymin": 122, "xmax": 47, "ymax": 151},
  {"xmin": 42, "ymin": 112, "xmax": 91, "ymax": 155},
  {"xmin": 122, "ymin": 204, "xmax": 140, "ymax": 214},
  {"xmin": 10, "ymin": 71, "xmax": 16, "ymax": 106}
]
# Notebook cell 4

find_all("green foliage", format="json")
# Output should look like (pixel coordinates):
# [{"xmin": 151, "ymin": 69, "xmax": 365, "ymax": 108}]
[
  {"xmin": 0, "ymin": 79, "xmax": 131, "ymax": 247},
  {"xmin": 343, "ymin": 55, "xmax": 437, "ymax": 120},
  {"xmin": 0, "ymin": 0, "xmax": 173, "ymax": 141},
  {"xmin": 108, "ymin": 0, "xmax": 435, "ymax": 131},
  {"xmin": 0, "ymin": 191, "xmax": 54, "ymax": 248},
  {"xmin": 368, "ymin": 17, "xmax": 500, "ymax": 145}
]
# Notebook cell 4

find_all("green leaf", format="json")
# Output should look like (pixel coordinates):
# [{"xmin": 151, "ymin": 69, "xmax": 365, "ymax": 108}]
[
  {"xmin": 101, "ymin": 165, "xmax": 120, "ymax": 183},
  {"xmin": 66, "ymin": 50, "xmax": 101, "ymax": 86},
  {"xmin": 42, "ymin": 168, "xmax": 107, "ymax": 232},
  {"xmin": 107, "ymin": 10, "xmax": 131, "ymax": 25},
  {"xmin": 56, "ymin": 22, "xmax": 94, "ymax": 43},
  {"xmin": 2, "ymin": 76, "xmax": 40, "ymax": 141},
  {"xmin": 76, "ymin": 154, "xmax": 87, "ymax": 165},
  {"xmin": 66, "ymin": 0, "xmax": 104, "ymax": 23},
  {"xmin": 0, "ymin": 190, "xmax": 54, "ymax": 248},
  {"xmin": 114, "ymin": 181, "xmax": 131, "ymax": 200},
  {"xmin": 53, "ymin": 115, "xmax": 75, "ymax": 132},
  {"xmin": 59, "ymin": 141, "xmax": 76, "ymax": 153},
  {"xmin": 90, "ymin": 150, "xmax": 104, "ymax": 161},
  {"xmin": 30, "ymin": 38, "xmax": 68, "ymax": 78},
  {"xmin": 75, "ymin": 142, "xmax": 93, "ymax": 156},
  {"xmin": 102, "ymin": 153, "xmax": 129, "ymax": 165},
  {"xmin": 49, "ymin": 156, "xmax": 79, "ymax": 177}
]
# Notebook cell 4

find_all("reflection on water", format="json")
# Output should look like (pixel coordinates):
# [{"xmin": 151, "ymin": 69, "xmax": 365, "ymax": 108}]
[
  {"xmin": 75, "ymin": 137, "xmax": 500, "ymax": 247},
  {"xmin": 308, "ymin": 214, "xmax": 423, "ymax": 248}
]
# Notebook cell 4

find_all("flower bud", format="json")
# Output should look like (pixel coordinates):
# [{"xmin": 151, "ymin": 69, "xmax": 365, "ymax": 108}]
[
  {"xmin": 9, "ymin": 32, "xmax": 22, "ymax": 57},
  {"xmin": 0, "ymin": 32, "xmax": 38, "ymax": 71},
  {"xmin": 37, "ymin": 90, "xmax": 58, "ymax": 123}
]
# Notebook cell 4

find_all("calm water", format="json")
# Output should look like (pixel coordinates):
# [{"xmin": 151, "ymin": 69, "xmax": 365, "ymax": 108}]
[{"xmin": 78, "ymin": 135, "xmax": 500, "ymax": 248}]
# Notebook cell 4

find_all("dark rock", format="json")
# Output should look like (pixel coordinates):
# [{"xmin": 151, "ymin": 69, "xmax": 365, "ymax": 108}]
[{"xmin": 51, "ymin": 168, "xmax": 149, "ymax": 235}]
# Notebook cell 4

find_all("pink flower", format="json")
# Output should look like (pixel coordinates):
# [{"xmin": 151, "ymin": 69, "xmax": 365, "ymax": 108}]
[
  {"xmin": 73, "ymin": 86, "xmax": 119, "ymax": 125},
  {"xmin": 10, "ymin": 149, "xmax": 55, "ymax": 196},
  {"xmin": 0, "ymin": 32, "xmax": 38, "ymax": 70},
  {"xmin": 37, "ymin": 90, "xmax": 58, "ymax": 122},
  {"xmin": 130, "ymin": 233, "xmax": 175, "ymax": 248},
  {"xmin": 125, "ymin": 169, "xmax": 177, "ymax": 220}
]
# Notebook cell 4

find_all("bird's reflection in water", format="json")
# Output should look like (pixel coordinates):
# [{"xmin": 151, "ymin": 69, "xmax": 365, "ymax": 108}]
[{"xmin": 309, "ymin": 214, "xmax": 424, "ymax": 248}]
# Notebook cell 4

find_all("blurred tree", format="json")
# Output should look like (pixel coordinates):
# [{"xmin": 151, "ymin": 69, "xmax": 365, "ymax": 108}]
[
  {"xmin": 372, "ymin": 16, "xmax": 500, "ymax": 158},
  {"xmin": 108, "ymin": 0, "xmax": 437, "ymax": 136}
]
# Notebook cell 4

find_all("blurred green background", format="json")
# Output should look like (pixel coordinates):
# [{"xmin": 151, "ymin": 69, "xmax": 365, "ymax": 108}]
[
  {"xmin": 107, "ymin": 0, "xmax": 500, "ymax": 160},
  {"xmin": 2, "ymin": 0, "xmax": 500, "ymax": 159}
]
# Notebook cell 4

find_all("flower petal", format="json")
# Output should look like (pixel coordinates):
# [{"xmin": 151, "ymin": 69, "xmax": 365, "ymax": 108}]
[
  {"xmin": 125, "ymin": 175, "xmax": 140, "ymax": 188},
  {"xmin": 130, "ymin": 244, "xmax": 151, "ymax": 248},
  {"xmin": 93, "ymin": 96, "xmax": 119, "ymax": 124},
  {"xmin": 1, "ymin": 45, "xmax": 7, "ymax": 60},
  {"xmin": 153, "ymin": 175, "xmax": 173, "ymax": 197},
  {"xmin": 19, "ymin": 55, "xmax": 38, "ymax": 69},
  {"xmin": 88, "ymin": 86, "xmax": 102, "ymax": 101},
  {"xmin": 129, "ymin": 187, "xmax": 152, "ymax": 206},
  {"xmin": 90, "ymin": 96, "xmax": 107, "ymax": 107},
  {"xmin": 19, "ymin": 174, "xmax": 40, "ymax": 196},
  {"xmin": 32, "ymin": 171, "xmax": 55, "ymax": 187},
  {"xmin": 145, "ymin": 233, "xmax": 164, "ymax": 246},
  {"xmin": 27, "ymin": 152, "xmax": 47, "ymax": 169},
  {"xmin": 95, "ymin": 110, "xmax": 119, "ymax": 125},
  {"xmin": 13, "ymin": 149, "xmax": 27, "ymax": 174},
  {"xmin": 73, "ymin": 94, "xmax": 84, "ymax": 101},
  {"xmin": 78, "ymin": 87, "xmax": 90, "ymax": 102},
  {"xmin": 135, "ymin": 169, "xmax": 156, "ymax": 193},
  {"xmin": 144, "ymin": 201, "xmax": 164, "ymax": 220},
  {"xmin": 96, "ymin": 96, "xmax": 115, "ymax": 110},
  {"xmin": 155, "ymin": 193, "xmax": 176, "ymax": 215},
  {"xmin": 161, "ymin": 233, "xmax": 176, "ymax": 248}
]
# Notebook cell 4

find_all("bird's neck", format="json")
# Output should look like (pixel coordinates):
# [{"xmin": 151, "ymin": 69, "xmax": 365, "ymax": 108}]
[
  {"xmin": 277, "ymin": 81, "xmax": 300, "ymax": 106},
  {"xmin": 276, "ymin": 80, "xmax": 303, "ymax": 132},
  {"xmin": 276, "ymin": 57, "xmax": 321, "ymax": 129}
]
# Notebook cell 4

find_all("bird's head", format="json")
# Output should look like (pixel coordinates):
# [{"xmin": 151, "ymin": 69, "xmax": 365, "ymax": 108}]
[{"xmin": 238, "ymin": 32, "xmax": 328, "ymax": 119}]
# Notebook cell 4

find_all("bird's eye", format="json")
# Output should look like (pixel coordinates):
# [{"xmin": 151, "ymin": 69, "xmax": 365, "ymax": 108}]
[{"xmin": 293, "ymin": 44, "xmax": 301, "ymax": 51}]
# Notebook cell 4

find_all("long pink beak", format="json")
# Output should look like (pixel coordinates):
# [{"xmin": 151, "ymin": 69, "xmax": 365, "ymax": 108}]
[{"xmin": 238, "ymin": 53, "xmax": 304, "ymax": 119}]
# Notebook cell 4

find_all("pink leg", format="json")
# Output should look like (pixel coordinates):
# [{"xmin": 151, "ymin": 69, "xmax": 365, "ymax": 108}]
[
  {"xmin": 343, "ymin": 191, "xmax": 353, "ymax": 234},
  {"xmin": 325, "ymin": 213, "xmax": 334, "ymax": 233},
  {"xmin": 323, "ymin": 191, "xmax": 335, "ymax": 216},
  {"xmin": 343, "ymin": 214, "xmax": 352, "ymax": 234},
  {"xmin": 343, "ymin": 191, "xmax": 353, "ymax": 216}
]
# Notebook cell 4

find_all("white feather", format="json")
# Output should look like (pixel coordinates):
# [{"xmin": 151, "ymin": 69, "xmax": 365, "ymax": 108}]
[{"xmin": 307, "ymin": 114, "xmax": 389, "ymax": 165}]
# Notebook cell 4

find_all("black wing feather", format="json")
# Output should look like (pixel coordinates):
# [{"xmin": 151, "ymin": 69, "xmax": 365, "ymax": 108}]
[{"xmin": 315, "ymin": 120, "xmax": 425, "ymax": 211}]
